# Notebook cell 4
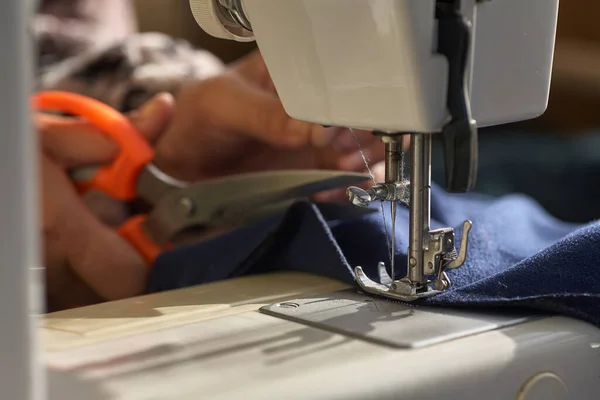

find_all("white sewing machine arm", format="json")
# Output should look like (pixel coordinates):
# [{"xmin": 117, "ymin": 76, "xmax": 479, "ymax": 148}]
[{"xmin": 189, "ymin": 0, "xmax": 559, "ymax": 133}]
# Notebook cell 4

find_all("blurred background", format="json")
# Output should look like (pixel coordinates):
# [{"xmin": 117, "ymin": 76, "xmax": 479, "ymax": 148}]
[{"xmin": 134, "ymin": 0, "xmax": 256, "ymax": 62}]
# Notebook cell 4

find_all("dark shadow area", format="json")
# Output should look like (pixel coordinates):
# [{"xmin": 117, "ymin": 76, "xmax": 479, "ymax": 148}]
[
  {"xmin": 432, "ymin": 125, "xmax": 600, "ymax": 223},
  {"xmin": 61, "ymin": 314, "xmax": 351, "ymax": 381}
]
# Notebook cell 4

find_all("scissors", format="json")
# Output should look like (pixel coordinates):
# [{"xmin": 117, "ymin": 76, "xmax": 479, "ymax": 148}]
[{"xmin": 33, "ymin": 91, "xmax": 371, "ymax": 266}]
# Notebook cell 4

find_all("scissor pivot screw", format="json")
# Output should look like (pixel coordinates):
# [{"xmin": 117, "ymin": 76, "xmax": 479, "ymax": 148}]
[{"xmin": 179, "ymin": 197, "xmax": 196, "ymax": 216}]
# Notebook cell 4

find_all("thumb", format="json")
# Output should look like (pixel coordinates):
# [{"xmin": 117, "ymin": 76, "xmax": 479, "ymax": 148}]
[{"xmin": 128, "ymin": 92, "xmax": 175, "ymax": 145}]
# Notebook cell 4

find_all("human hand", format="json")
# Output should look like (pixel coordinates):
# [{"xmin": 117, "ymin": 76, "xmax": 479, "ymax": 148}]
[
  {"xmin": 39, "ymin": 93, "xmax": 174, "ymax": 311},
  {"xmin": 154, "ymin": 50, "xmax": 398, "ymax": 201}
]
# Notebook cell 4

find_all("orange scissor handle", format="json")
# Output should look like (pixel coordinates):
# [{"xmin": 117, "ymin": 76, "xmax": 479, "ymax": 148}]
[
  {"xmin": 33, "ymin": 91, "xmax": 154, "ymax": 201},
  {"xmin": 118, "ymin": 215, "xmax": 163, "ymax": 266}
]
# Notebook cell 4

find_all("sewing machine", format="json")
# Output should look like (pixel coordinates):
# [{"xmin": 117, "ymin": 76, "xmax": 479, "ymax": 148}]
[
  {"xmin": 1, "ymin": 0, "xmax": 598, "ymax": 399},
  {"xmin": 190, "ymin": 0, "xmax": 561, "ymax": 300}
]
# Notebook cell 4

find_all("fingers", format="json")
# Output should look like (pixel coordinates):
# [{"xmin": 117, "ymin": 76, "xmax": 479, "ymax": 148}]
[
  {"xmin": 338, "ymin": 139, "xmax": 386, "ymax": 171},
  {"xmin": 193, "ymin": 74, "xmax": 319, "ymax": 148},
  {"xmin": 314, "ymin": 128, "xmax": 378, "ymax": 154},
  {"xmin": 312, "ymin": 161, "xmax": 386, "ymax": 203},
  {"xmin": 38, "ymin": 93, "xmax": 174, "ymax": 168},
  {"xmin": 370, "ymin": 161, "xmax": 387, "ymax": 181},
  {"xmin": 322, "ymin": 130, "xmax": 410, "ymax": 173},
  {"xmin": 311, "ymin": 127, "xmax": 337, "ymax": 148},
  {"xmin": 82, "ymin": 191, "xmax": 130, "ymax": 228},
  {"xmin": 41, "ymin": 154, "xmax": 148, "ymax": 302},
  {"xmin": 312, "ymin": 188, "xmax": 350, "ymax": 203},
  {"xmin": 128, "ymin": 92, "xmax": 175, "ymax": 145},
  {"xmin": 230, "ymin": 49, "xmax": 269, "ymax": 84},
  {"xmin": 38, "ymin": 93, "xmax": 171, "ymax": 309},
  {"xmin": 44, "ymin": 231, "xmax": 105, "ymax": 311},
  {"xmin": 37, "ymin": 113, "xmax": 120, "ymax": 168},
  {"xmin": 312, "ymin": 128, "xmax": 384, "ymax": 174}
]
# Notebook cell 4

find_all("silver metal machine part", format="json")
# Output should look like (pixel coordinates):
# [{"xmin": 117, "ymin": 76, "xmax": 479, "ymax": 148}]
[
  {"xmin": 217, "ymin": 0, "xmax": 252, "ymax": 31},
  {"xmin": 347, "ymin": 134, "xmax": 472, "ymax": 302},
  {"xmin": 198, "ymin": 0, "xmax": 482, "ymax": 307},
  {"xmin": 140, "ymin": 169, "xmax": 370, "ymax": 245},
  {"xmin": 260, "ymin": 290, "xmax": 537, "ymax": 349},
  {"xmin": 345, "ymin": 0, "xmax": 478, "ymax": 302}
]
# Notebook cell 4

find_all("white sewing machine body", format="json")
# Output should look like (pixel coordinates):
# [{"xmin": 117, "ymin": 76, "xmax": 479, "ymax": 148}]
[
  {"xmin": 43, "ymin": 274, "xmax": 600, "ymax": 400},
  {"xmin": 191, "ymin": 0, "xmax": 559, "ymax": 132}
]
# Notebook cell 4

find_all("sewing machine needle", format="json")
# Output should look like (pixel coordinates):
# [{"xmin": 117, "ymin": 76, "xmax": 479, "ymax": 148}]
[
  {"xmin": 384, "ymin": 136, "xmax": 403, "ymax": 281},
  {"xmin": 391, "ymin": 200, "xmax": 396, "ymax": 280}
]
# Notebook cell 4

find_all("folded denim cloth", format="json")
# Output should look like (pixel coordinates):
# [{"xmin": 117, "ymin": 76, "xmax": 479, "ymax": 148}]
[{"xmin": 148, "ymin": 184, "xmax": 600, "ymax": 327}]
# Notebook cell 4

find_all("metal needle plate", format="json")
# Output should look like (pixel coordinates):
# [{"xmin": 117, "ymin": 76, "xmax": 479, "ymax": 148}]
[{"xmin": 260, "ymin": 290, "xmax": 538, "ymax": 349}]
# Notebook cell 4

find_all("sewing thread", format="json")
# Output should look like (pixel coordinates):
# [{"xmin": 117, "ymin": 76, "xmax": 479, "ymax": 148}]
[{"xmin": 349, "ymin": 128, "xmax": 394, "ymax": 266}]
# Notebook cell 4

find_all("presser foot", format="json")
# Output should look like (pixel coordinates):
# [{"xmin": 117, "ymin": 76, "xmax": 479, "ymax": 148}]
[
  {"xmin": 354, "ymin": 262, "xmax": 440, "ymax": 302},
  {"xmin": 354, "ymin": 220, "xmax": 473, "ymax": 302},
  {"xmin": 354, "ymin": 263, "xmax": 444, "ymax": 302}
]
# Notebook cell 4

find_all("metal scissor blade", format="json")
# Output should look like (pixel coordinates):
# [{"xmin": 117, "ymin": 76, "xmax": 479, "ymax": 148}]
[
  {"xmin": 201, "ymin": 169, "xmax": 371, "ymax": 200},
  {"xmin": 206, "ymin": 170, "xmax": 371, "ymax": 224},
  {"xmin": 143, "ymin": 170, "xmax": 371, "ymax": 245}
]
